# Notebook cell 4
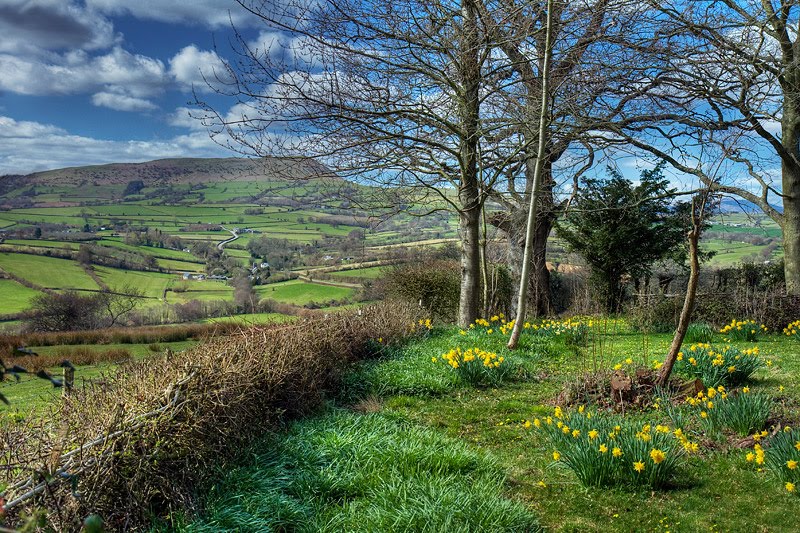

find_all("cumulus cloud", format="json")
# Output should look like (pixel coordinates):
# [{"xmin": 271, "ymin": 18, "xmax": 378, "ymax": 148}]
[
  {"xmin": 0, "ymin": 47, "xmax": 168, "ymax": 101},
  {"xmin": 168, "ymin": 107, "xmax": 210, "ymax": 130},
  {"xmin": 0, "ymin": 115, "xmax": 66, "ymax": 138},
  {"xmin": 0, "ymin": 115, "xmax": 228, "ymax": 175},
  {"xmin": 169, "ymin": 45, "xmax": 230, "ymax": 91},
  {"xmin": 85, "ymin": 0, "xmax": 255, "ymax": 28},
  {"xmin": 0, "ymin": 0, "xmax": 117, "ymax": 55},
  {"xmin": 91, "ymin": 92, "xmax": 158, "ymax": 112}
]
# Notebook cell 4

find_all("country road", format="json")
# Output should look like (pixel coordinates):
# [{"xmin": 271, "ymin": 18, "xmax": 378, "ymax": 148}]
[{"xmin": 218, "ymin": 226, "xmax": 239, "ymax": 250}]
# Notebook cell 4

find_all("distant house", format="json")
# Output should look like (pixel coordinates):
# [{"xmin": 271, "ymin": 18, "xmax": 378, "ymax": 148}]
[{"xmin": 182, "ymin": 272, "xmax": 191, "ymax": 280}]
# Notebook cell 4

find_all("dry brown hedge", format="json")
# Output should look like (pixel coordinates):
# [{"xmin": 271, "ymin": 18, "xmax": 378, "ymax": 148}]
[
  {"xmin": 0, "ymin": 301, "xmax": 422, "ymax": 531},
  {"xmin": 1, "ymin": 322, "xmax": 242, "ymax": 352}
]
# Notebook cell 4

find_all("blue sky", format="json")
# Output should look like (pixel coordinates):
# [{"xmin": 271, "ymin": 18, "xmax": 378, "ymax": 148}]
[{"xmin": 0, "ymin": 0, "xmax": 268, "ymax": 175}]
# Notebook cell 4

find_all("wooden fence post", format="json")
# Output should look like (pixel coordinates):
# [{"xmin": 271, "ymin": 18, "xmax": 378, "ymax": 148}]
[{"xmin": 62, "ymin": 366, "xmax": 75, "ymax": 397}]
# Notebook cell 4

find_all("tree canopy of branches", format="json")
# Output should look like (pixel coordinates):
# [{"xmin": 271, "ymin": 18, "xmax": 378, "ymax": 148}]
[
  {"xmin": 604, "ymin": 0, "xmax": 800, "ymax": 294},
  {"xmin": 557, "ymin": 165, "xmax": 688, "ymax": 312},
  {"xmin": 200, "ymin": 0, "xmax": 501, "ymax": 326},
  {"xmin": 24, "ymin": 286, "xmax": 144, "ymax": 332}
]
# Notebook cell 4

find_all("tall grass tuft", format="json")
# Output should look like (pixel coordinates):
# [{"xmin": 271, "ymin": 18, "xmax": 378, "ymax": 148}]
[
  {"xmin": 185, "ymin": 411, "xmax": 540, "ymax": 532},
  {"xmin": 685, "ymin": 322, "xmax": 714, "ymax": 343}
]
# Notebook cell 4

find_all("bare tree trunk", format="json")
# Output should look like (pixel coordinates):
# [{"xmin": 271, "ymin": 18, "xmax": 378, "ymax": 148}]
[
  {"xmin": 481, "ymin": 203, "xmax": 490, "ymax": 317},
  {"xmin": 782, "ymin": 114, "xmax": 800, "ymax": 294},
  {"xmin": 508, "ymin": 0, "xmax": 553, "ymax": 349},
  {"xmin": 457, "ymin": 0, "xmax": 482, "ymax": 328},
  {"xmin": 656, "ymin": 196, "xmax": 705, "ymax": 386}
]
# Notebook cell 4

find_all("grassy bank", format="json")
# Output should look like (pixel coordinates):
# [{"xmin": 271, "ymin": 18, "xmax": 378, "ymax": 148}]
[{"xmin": 185, "ymin": 320, "xmax": 800, "ymax": 532}]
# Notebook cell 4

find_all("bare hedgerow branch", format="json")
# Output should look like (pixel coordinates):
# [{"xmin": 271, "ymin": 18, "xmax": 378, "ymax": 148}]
[{"xmin": 0, "ymin": 302, "xmax": 424, "ymax": 531}]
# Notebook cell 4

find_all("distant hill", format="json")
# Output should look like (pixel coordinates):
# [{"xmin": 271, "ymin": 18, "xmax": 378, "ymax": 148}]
[{"xmin": 0, "ymin": 157, "xmax": 333, "ymax": 189}]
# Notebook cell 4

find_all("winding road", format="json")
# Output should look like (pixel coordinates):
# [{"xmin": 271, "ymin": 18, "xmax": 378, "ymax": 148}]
[{"xmin": 218, "ymin": 226, "xmax": 239, "ymax": 251}]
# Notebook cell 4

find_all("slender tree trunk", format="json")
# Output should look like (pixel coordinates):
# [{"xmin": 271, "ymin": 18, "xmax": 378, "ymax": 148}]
[
  {"xmin": 657, "ymin": 197, "xmax": 704, "ymax": 386},
  {"xmin": 481, "ymin": 203, "xmax": 490, "ymax": 317},
  {"xmin": 508, "ymin": 0, "xmax": 553, "ymax": 349},
  {"xmin": 781, "ymin": 113, "xmax": 800, "ymax": 294},
  {"xmin": 456, "ymin": 0, "xmax": 482, "ymax": 328},
  {"xmin": 459, "ymin": 204, "xmax": 482, "ymax": 327},
  {"xmin": 530, "ymin": 198, "xmax": 555, "ymax": 316}
]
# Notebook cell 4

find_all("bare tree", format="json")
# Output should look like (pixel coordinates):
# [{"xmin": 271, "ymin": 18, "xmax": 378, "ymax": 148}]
[
  {"xmin": 476, "ymin": 0, "xmax": 649, "ymax": 316},
  {"xmin": 198, "ymin": 0, "xmax": 509, "ymax": 326},
  {"xmin": 97, "ymin": 285, "xmax": 146, "ymax": 327},
  {"xmin": 657, "ymin": 190, "xmax": 716, "ymax": 386},
  {"xmin": 507, "ymin": 0, "xmax": 553, "ymax": 348},
  {"xmin": 607, "ymin": 1, "xmax": 800, "ymax": 294}
]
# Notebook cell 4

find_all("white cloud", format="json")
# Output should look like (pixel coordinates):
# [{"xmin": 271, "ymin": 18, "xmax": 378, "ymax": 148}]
[
  {"xmin": 0, "ymin": 0, "xmax": 117, "ymax": 56},
  {"xmin": 85, "ymin": 0, "xmax": 255, "ymax": 28},
  {"xmin": 0, "ymin": 115, "xmax": 229, "ymax": 175},
  {"xmin": 168, "ymin": 107, "xmax": 211, "ymax": 130},
  {"xmin": 0, "ymin": 116, "xmax": 66, "ymax": 138},
  {"xmin": 169, "ymin": 45, "xmax": 230, "ymax": 91},
  {"xmin": 91, "ymin": 91, "xmax": 158, "ymax": 112},
  {"xmin": 0, "ymin": 47, "xmax": 168, "ymax": 100}
]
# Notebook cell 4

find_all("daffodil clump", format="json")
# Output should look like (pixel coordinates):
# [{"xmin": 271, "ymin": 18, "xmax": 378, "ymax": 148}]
[
  {"xmin": 720, "ymin": 319, "xmax": 767, "ymax": 342},
  {"xmin": 685, "ymin": 385, "xmax": 772, "ymax": 436},
  {"xmin": 782, "ymin": 320, "xmax": 800, "ymax": 339},
  {"xmin": 530, "ymin": 406, "xmax": 693, "ymax": 488},
  {"xmin": 673, "ymin": 343, "xmax": 766, "ymax": 387},
  {"xmin": 409, "ymin": 318, "xmax": 434, "ymax": 336},
  {"xmin": 745, "ymin": 427, "xmax": 800, "ymax": 496},
  {"xmin": 466, "ymin": 314, "xmax": 512, "ymax": 336},
  {"xmin": 526, "ymin": 318, "xmax": 592, "ymax": 346},
  {"xmin": 436, "ymin": 347, "xmax": 511, "ymax": 386}
]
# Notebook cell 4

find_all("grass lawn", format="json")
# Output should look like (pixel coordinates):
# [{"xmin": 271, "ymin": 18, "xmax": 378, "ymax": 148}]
[
  {"xmin": 0, "ymin": 279, "xmax": 43, "ymax": 314},
  {"xmin": 187, "ymin": 319, "xmax": 800, "ymax": 532}
]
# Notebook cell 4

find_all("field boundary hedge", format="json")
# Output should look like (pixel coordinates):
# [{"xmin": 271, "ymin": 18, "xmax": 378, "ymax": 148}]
[{"xmin": 0, "ymin": 301, "xmax": 422, "ymax": 531}]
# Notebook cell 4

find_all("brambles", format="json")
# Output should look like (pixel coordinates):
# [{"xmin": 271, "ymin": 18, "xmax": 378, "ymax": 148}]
[
  {"xmin": 720, "ymin": 319, "xmax": 767, "ymax": 342},
  {"xmin": 531, "ymin": 407, "xmax": 693, "ymax": 488},
  {"xmin": 673, "ymin": 344, "xmax": 766, "ymax": 387},
  {"xmin": 437, "ymin": 347, "xmax": 512, "ymax": 386},
  {"xmin": 685, "ymin": 386, "xmax": 772, "ymax": 436}
]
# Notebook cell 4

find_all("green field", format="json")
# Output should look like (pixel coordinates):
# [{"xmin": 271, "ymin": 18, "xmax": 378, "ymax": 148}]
[
  {"xmin": 255, "ymin": 279, "xmax": 355, "ymax": 304},
  {"xmin": 0, "ymin": 253, "xmax": 100, "ymax": 291},
  {"xmin": 0, "ymin": 279, "xmax": 43, "ymax": 314},
  {"xmin": 0, "ymin": 340, "xmax": 197, "ymax": 412},
  {"xmin": 201, "ymin": 313, "xmax": 295, "ymax": 325},
  {"xmin": 329, "ymin": 265, "xmax": 388, "ymax": 279},
  {"xmin": 93, "ymin": 267, "xmax": 176, "ymax": 299}
]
